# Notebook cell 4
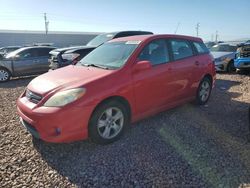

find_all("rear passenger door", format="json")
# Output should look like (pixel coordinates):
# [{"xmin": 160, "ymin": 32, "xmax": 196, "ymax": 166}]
[
  {"xmin": 192, "ymin": 41, "xmax": 210, "ymax": 92},
  {"xmin": 34, "ymin": 48, "xmax": 53, "ymax": 73},
  {"xmin": 168, "ymin": 39, "xmax": 196, "ymax": 100}
]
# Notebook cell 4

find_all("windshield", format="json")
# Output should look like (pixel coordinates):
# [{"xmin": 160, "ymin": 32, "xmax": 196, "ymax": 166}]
[
  {"xmin": 210, "ymin": 44, "xmax": 237, "ymax": 52},
  {"xmin": 79, "ymin": 41, "xmax": 140, "ymax": 69},
  {"xmin": 5, "ymin": 48, "xmax": 24, "ymax": 58},
  {"xmin": 86, "ymin": 33, "xmax": 115, "ymax": 47}
]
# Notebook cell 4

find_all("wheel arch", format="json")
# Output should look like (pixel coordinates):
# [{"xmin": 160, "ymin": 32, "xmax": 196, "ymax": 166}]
[
  {"xmin": 203, "ymin": 73, "xmax": 213, "ymax": 84},
  {"xmin": 0, "ymin": 66, "xmax": 12, "ymax": 75},
  {"xmin": 88, "ymin": 95, "xmax": 132, "ymax": 126}
]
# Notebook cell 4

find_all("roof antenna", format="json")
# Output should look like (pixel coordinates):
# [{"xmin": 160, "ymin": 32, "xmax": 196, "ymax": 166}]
[{"xmin": 174, "ymin": 22, "xmax": 180, "ymax": 34}]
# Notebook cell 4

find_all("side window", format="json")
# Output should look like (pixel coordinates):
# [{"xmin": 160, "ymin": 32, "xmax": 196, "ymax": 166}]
[
  {"xmin": 170, "ymin": 40, "xmax": 193, "ymax": 60},
  {"xmin": 229, "ymin": 46, "xmax": 237, "ymax": 52},
  {"xmin": 138, "ymin": 39, "xmax": 169, "ymax": 65},
  {"xmin": 37, "ymin": 48, "xmax": 52, "ymax": 57},
  {"xmin": 193, "ymin": 42, "xmax": 209, "ymax": 54},
  {"xmin": 18, "ymin": 49, "xmax": 37, "ymax": 59}
]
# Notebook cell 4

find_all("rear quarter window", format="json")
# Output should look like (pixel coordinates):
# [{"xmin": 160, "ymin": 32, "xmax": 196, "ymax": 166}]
[{"xmin": 193, "ymin": 42, "xmax": 209, "ymax": 54}]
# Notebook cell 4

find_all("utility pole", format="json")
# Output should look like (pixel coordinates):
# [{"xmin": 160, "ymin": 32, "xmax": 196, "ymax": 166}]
[
  {"xmin": 44, "ymin": 13, "xmax": 49, "ymax": 35},
  {"xmin": 195, "ymin": 23, "xmax": 200, "ymax": 37},
  {"xmin": 215, "ymin": 30, "xmax": 219, "ymax": 42},
  {"xmin": 211, "ymin": 34, "xmax": 214, "ymax": 42}
]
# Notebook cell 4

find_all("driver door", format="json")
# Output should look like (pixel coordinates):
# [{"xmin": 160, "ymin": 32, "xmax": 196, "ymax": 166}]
[
  {"xmin": 13, "ymin": 48, "xmax": 39, "ymax": 76},
  {"xmin": 132, "ymin": 39, "xmax": 173, "ymax": 116}
]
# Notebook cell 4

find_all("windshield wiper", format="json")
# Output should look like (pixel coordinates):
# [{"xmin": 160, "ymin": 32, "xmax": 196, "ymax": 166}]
[{"xmin": 82, "ymin": 63, "xmax": 109, "ymax": 69}]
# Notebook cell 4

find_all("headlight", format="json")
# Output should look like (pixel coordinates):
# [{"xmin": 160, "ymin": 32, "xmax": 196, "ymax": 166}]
[{"xmin": 44, "ymin": 88, "xmax": 86, "ymax": 107}]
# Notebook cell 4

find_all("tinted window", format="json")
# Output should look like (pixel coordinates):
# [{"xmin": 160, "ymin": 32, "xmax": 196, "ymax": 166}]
[
  {"xmin": 193, "ymin": 42, "xmax": 209, "ymax": 54},
  {"xmin": 170, "ymin": 40, "xmax": 193, "ymax": 60},
  {"xmin": 138, "ymin": 39, "xmax": 169, "ymax": 65},
  {"xmin": 37, "ymin": 48, "xmax": 52, "ymax": 56},
  {"xmin": 18, "ymin": 49, "xmax": 37, "ymax": 58}
]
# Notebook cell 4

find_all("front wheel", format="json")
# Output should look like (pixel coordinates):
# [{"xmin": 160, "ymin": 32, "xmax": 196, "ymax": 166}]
[
  {"xmin": 196, "ymin": 77, "xmax": 212, "ymax": 105},
  {"xmin": 227, "ymin": 60, "xmax": 235, "ymax": 73},
  {"xmin": 89, "ymin": 100, "xmax": 129, "ymax": 144},
  {"xmin": 0, "ymin": 68, "xmax": 11, "ymax": 82}
]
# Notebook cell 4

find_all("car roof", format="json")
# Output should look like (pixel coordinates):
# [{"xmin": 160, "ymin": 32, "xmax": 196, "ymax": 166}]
[
  {"xmin": 107, "ymin": 30, "xmax": 153, "ymax": 35},
  {"xmin": 19, "ymin": 46, "xmax": 56, "ymax": 50},
  {"xmin": 110, "ymin": 34, "xmax": 203, "ymax": 43}
]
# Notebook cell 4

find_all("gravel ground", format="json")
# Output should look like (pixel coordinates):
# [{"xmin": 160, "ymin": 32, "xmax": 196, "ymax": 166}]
[{"xmin": 0, "ymin": 73, "xmax": 250, "ymax": 188}]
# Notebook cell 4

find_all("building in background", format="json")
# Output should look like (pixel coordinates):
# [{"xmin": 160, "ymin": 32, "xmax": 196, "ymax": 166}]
[{"xmin": 0, "ymin": 30, "xmax": 99, "ymax": 47}]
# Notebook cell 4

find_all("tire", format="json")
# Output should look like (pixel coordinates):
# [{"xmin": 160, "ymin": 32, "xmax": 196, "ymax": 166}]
[
  {"xmin": 0, "ymin": 68, "xmax": 11, "ymax": 82},
  {"xmin": 89, "ymin": 100, "xmax": 129, "ymax": 144},
  {"xmin": 196, "ymin": 77, "xmax": 212, "ymax": 105},
  {"xmin": 227, "ymin": 60, "xmax": 235, "ymax": 73}
]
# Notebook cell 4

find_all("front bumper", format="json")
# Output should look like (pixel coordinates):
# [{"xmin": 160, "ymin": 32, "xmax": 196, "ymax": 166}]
[
  {"xmin": 234, "ymin": 58, "xmax": 250, "ymax": 69},
  {"xmin": 17, "ymin": 96, "xmax": 94, "ymax": 143},
  {"xmin": 214, "ymin": 61, "xmax": 227, "ymax": 71}
]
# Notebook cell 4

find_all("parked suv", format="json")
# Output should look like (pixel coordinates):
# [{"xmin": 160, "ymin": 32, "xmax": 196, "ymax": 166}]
[
  {"xmin": 234, "ymin": 43, "xmax": 250, "ymax": 71},
  {"xmin": 0, "ymin": 46, "xmax": 55, "ymax": 82},
  {"xmin": 17, "ymin": 34, "xmax": 215, "ymax": 144},
  {"xmin": 49, "ymin": 31, "xmax": 153, "ymax": 70}
]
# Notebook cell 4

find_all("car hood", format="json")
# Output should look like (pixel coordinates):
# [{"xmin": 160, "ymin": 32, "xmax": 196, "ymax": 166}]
[
  {"xmin": 28, "ymin": 65, "xmax": 115, "ymax": 95},
  {"xmin": 211, "ymin": 51, "xmax": 235, "ymax": 59}
]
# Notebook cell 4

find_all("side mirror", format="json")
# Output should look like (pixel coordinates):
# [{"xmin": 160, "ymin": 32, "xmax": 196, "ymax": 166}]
[{"xmin": 134, "ymin": 60, "xmax": 152, "ymax": 71}]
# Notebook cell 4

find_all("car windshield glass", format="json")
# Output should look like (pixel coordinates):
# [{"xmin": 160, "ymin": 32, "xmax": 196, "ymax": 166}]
[
  {"xmin": 5, "ymin": 48, "xmax": 25, "ymax": 58},
  {"xmin": 86, "ymin": 33, "xmax": 114, "ymax": 47},
  {"xmin": 79, "ymin": 41, "xmax": 140, "ymax": 69},
  {"xmin": 210, "ymin": 45, "xmax": 237, "ymax": 52}
]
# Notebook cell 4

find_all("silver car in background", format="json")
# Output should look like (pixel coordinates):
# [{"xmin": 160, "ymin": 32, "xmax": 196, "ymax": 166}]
[
  {"xmin": 0, "ymin": 46, "xmax": 55, "ymax": 82},
  {"xmin": 210, "ymin": 43, "xmax": 237, "ymax": 72}
]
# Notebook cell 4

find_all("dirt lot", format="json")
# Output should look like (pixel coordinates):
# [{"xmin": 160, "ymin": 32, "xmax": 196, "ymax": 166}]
[{"xmin": 0, "ymin": 73, "xmax": 250, "ymax": 187}]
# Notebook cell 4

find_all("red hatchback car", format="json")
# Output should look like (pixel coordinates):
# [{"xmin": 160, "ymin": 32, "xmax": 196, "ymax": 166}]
[{"xmin": 17, "ymin": 34, "xmax": 215, "ymax": 144}]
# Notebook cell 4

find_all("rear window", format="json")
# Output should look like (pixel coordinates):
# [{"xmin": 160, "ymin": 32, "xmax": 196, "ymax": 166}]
[{"xmin": 193, "ymin": 42, "xmax": 209, "ymax": 54}]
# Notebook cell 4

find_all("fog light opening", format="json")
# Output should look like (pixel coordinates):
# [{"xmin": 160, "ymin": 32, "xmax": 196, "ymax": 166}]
[{"xmin": 55, "ymin": 128, "xmax": 61, "ymax": 136}]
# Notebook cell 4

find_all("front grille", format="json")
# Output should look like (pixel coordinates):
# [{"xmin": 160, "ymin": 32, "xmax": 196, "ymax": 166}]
[
  {"xmin": 240, "ymin": 52, "xmax": 250, "ymax": 58},
  {"xmin": 25, "ymin": 89, "xmax": 42, "ymax": 104}
]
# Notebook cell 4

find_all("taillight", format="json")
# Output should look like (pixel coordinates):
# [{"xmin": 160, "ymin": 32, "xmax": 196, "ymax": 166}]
[{"xmin": 61, "ymin": 53, "xmax": 80, "ymax": 64}]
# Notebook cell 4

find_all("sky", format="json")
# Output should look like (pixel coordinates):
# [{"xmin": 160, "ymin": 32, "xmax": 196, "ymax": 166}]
[{"xmin": 0, "ymin": 0, "xmax": 249, "ymax": 41}]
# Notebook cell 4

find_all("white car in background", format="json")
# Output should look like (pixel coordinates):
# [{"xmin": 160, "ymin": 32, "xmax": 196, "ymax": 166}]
[{"xmin": 210, "ymin": 43, "xmax": 237, "ymax": 72}]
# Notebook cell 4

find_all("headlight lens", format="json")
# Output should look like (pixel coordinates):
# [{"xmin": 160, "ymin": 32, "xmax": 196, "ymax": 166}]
[{"xmin": 44, "ymin": 88, "xmax": 86, "ymax": 107}]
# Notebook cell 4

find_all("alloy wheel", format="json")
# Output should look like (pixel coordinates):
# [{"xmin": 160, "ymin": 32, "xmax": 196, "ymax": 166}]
[
  {"xmin": 97, "ymin": 107, "xmax": 124, "ymax": 139},
  {"xmin": 0, "ymin": 69, "xmax": 10, "ymax": 81},
  {"xmin": 199, "ymin": 80, "xmax": 211, "ymax": 102}
]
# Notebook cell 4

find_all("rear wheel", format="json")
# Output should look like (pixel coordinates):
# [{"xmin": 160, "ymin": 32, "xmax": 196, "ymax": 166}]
[
  {"xmin": 89, "ymin": 100, "xmax": 129, "ymax": 144},
  {"xmin": 196, "ymin": 77, "xmax": 212, "ymax": 105},
  {"xmin": 0, "ymin": 68, "xmax": 11, "ymax": 82}
]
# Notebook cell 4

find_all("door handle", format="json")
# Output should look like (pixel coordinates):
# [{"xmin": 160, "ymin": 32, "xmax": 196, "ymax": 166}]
[
  {"xmin": 33, "ymin": 60, "xmax": 39, "ymax": 63},
  {"xmin": 195, "ymin": 61, "xmax": 200, "ymax": 66}
]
